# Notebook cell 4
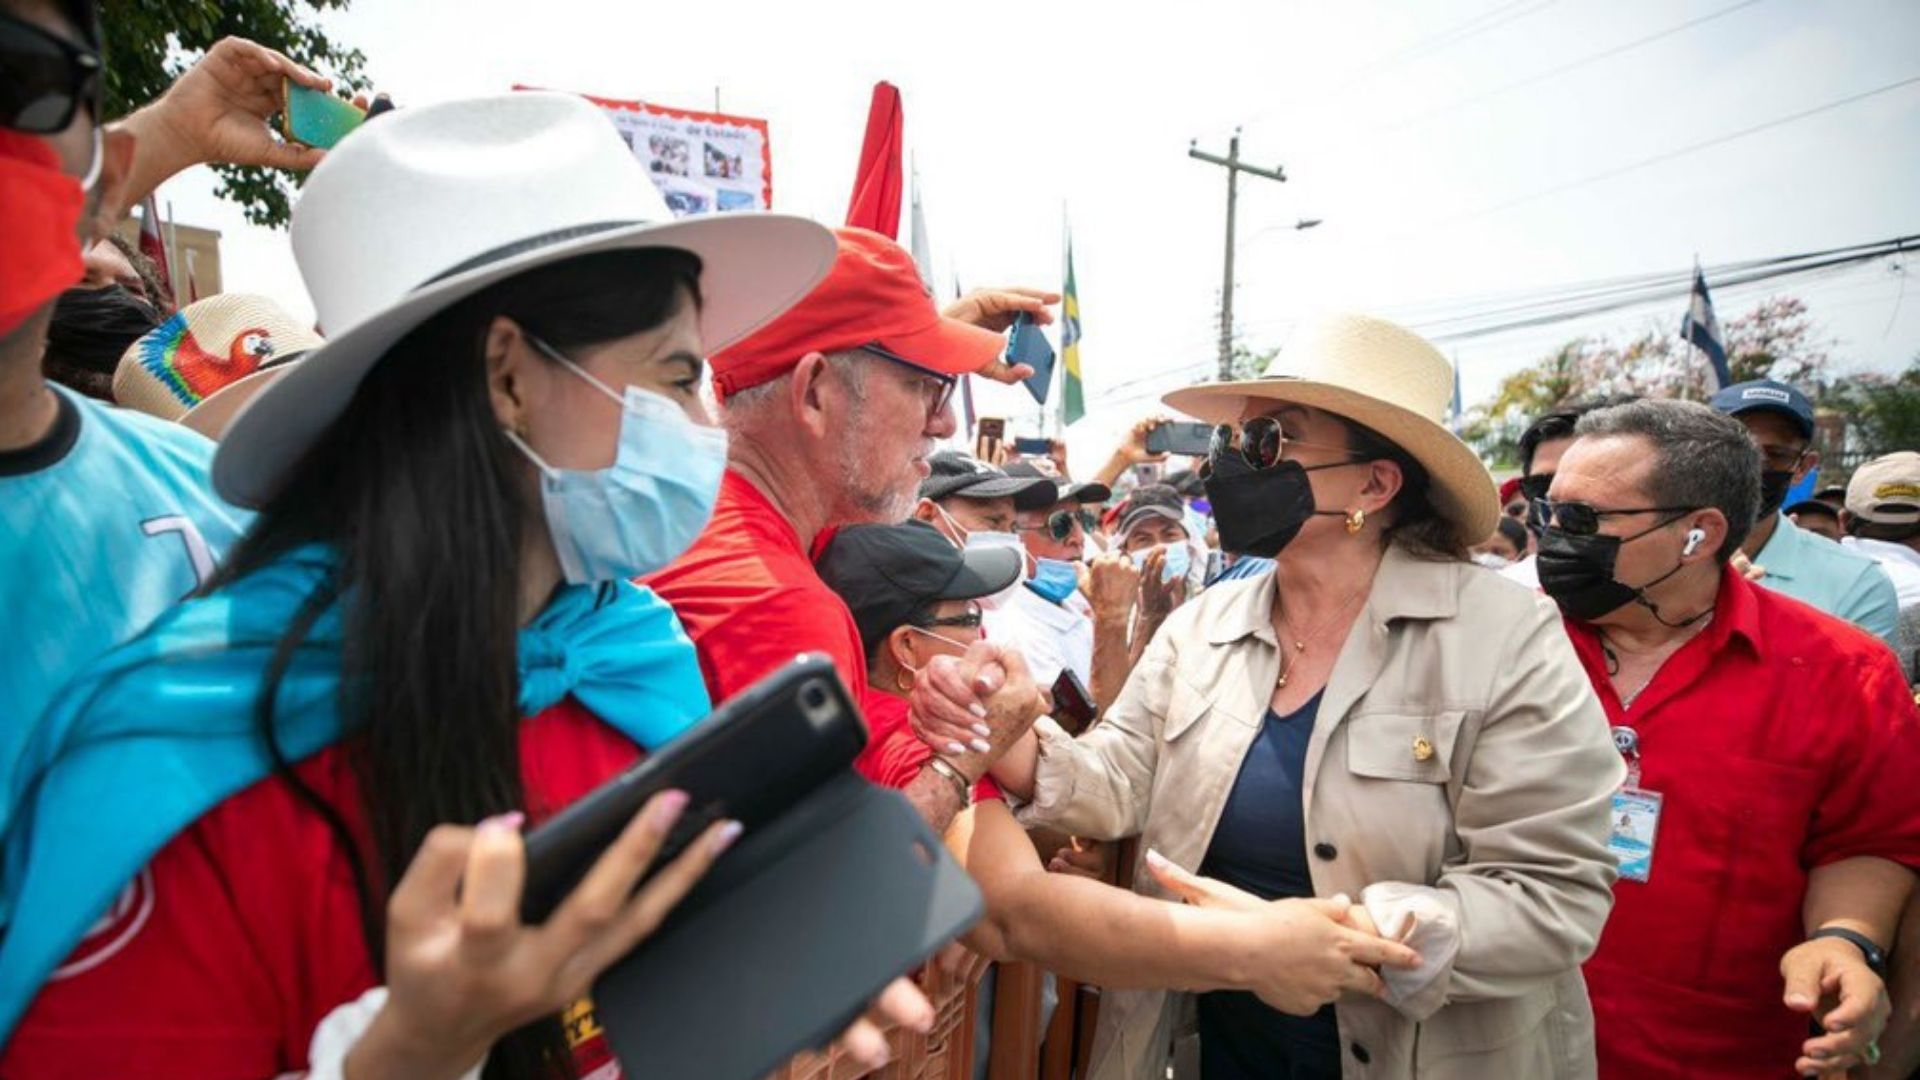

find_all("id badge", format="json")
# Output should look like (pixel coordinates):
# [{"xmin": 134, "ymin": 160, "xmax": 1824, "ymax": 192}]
[{"xmin": 1608, "ymin": 786, "xmax": 1663, "ymax": 883}]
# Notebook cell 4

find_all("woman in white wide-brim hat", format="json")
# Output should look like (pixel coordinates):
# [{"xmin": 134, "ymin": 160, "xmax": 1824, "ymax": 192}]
[
  {"xmin": 944, "ymin": 314, "xmax": 1626, "ymax": 1079},
  {"xmin": 0, "ymin": 91, "xmax": 926, "ymax": 1078}
]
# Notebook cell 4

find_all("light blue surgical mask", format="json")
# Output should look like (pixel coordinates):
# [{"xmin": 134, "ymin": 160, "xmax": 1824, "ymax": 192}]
[
  {"xmin": 1130, "ymin": 542, "xmax": 1193, "ymax": 583},
  {"xmin": 506, "ymin": 342, "xmax": 727, "ymax": 584},
  {"xmin": 1027, "ymin": 556, "xmax": 1080, "ymax": 605}
]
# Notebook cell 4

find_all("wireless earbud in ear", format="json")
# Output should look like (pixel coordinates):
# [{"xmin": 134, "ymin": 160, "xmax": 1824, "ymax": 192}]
[{"xmin": 1682, "ymin": 528, "xmax": 1706, "ymax": 556}]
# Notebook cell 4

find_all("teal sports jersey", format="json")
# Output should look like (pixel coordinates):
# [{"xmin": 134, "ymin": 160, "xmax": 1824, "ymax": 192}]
[{"xmin": 0, "ymin": 385, "xmax": 250, "ymax": 767}]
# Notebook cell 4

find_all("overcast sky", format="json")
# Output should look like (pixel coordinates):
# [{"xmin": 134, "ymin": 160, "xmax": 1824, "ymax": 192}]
[{"xmin": 159, "ymin": 0, "xmax": 1920, "ymax": 459}]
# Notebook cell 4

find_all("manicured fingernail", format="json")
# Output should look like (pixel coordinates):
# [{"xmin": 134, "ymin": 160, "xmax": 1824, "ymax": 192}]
[
  {"xmin": 968, "ymin": 702, "xmax": 989, "ymax": 719},
  {"xmin": 1145, "ymin": 848, "xmax": 1170, "ymax": 870},
  {"xmin": 1786, "ymin": 993, "xmax": 1812, "ymax": 1008},
  {"xmin": 970, "ymin": 738, "xmax": 993, "ymax": 754},
  {"xmin": 478, "ymin": 811, "xmax": 525, "ymax": 832},
  {"xmin": 970, "ymin": 723, "xmax": 993, "ymax": 739},
  {"xmin": 651, "ymin": 789, "xmax": 690, "ymax": 828},
  {"xmin": 709, "ymin": 820, "xmax": 743, "ymax": 855},
  {"xmin": 946, "ymin": 741, "xmax": 967, "ymax": 755}
]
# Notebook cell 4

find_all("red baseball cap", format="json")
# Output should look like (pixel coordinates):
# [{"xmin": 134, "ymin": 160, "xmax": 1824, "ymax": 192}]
[{"xmin": 710, "ymin": 227, "xmax": 1003, "ymax": 400}]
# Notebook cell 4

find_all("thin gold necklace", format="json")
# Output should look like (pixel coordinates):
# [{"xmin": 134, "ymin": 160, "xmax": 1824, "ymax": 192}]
[{"xmin": 1275, "ymin": 586, "xmax": 1368, "ymax": 688}]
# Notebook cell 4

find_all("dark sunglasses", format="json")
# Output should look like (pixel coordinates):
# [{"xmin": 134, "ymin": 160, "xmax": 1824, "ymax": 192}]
[
  {"xmin": 1018, "ymin": 507, "xmax": 1098, "ymax": 542},
  {"xmin": 1535, "ymin": 498, "xmax": 1697, "ymax": 537},
  {"xmin": 1519, "ymin": 473, "xmax": 1554, "ymax": 533},
  {"xmin": 0, "ymin": 11, "xmax": 103, "ymax": 135},
  {"xmin": 859, "ymin": 344, "xmax": 956, "ymax": 418},
  {"xmin": 1206, "ymin": 416, "xmax": 1367, "ymax": 474}
]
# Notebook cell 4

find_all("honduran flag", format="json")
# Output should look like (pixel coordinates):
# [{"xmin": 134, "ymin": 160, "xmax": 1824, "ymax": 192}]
[{"xmin": 1681, "ymin": 267, "xmax": 1731, "ymax": 391}]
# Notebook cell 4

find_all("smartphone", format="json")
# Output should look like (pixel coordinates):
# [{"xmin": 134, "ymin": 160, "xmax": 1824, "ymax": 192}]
[
  {"xmin": 1013, "ymin": 436, "xmax": 1054, "ymax": 456},
  {"xmin": 1006, "ymin": 313, "xmax": 1056, "ymax": 406},
  {"xmin": 280, "ymin": 78, "xmax": 366, "ymax": 150},
  {"xmin": 975, "ymin": 416, "xmax": 1006, "ymax": 464},
  {"xmin": 1050, "ymin": 668, "xmax": 1097, "ymax": 736},
  {"xmin": 518, "ymin": 654, "xmax": 865, "ymax": 923},
  {"xmin": 1145, "ymin": 420, "xmax": 1215, "ymax": 457}
]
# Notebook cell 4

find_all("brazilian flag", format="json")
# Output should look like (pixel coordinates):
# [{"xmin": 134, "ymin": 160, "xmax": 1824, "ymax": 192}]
[{"xmin": 1061, "ymin": 235, "xmax": 1084, "ymax": 425}]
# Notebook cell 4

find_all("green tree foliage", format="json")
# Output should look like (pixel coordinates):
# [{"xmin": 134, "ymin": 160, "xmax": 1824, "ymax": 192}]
[
  {"xmin": 1463, "ymin": 296, "xmax": 1834, "ymax": 467},
  {"xmin": 1823, "ymin": 357, "xmax": 1920, "ymax": 460},
  {"xmin": 102, "ymin": 0, "xmax": 366, "ymax": 227}
]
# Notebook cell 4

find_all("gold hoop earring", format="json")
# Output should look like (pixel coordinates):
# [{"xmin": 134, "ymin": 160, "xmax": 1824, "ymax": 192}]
[
  {"xmin": 1346, "ymin": 508, "xmax": 1366, "ymax": 535},
  {"xmin": 895, "ymin": 669, "xmax": 914, "ymax": 693}
]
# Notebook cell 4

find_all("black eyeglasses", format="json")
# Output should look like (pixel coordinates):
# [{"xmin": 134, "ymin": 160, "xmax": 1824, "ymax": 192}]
[
  {"xmin": 916, "ymin": 605, "xmax": 983, "ymax": 631},
  {"xmin": 1, "ymin": 11, "xmax": 103, "ymax": 135},
  {"xmin": 1535, "ymin": 498, "xmax": 1697, "ymax": 537},
  {"xmin": 1018, "ymin": 507, "xmax": 1098, "ymax": 542},
  {"xmin": 859, "ymin": 344, "xmax": 956, "ymax": 418},
  {"xmin": 1519, "ymin": 473, "xmax": 1554, "ymax": 533},
  {"xmin": 1753, "ymin": 442, "xmax": 1810, "ymax": 473},
  {"xmin": 1207, "ymin": 416, "xmax": 1367, "ymax": 474}
]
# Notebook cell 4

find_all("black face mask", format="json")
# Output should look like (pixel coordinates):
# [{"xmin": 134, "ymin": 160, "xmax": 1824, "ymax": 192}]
[
  {"xmin": 1757, "ymin": 469, "xmax": 1795, "ymax": 518},
  {"xmin": 1202, "ymin": 452, "xmax": 1347, "ymax": 558},
  {"xmin": 43, "ymin": 285, "xmax": 164, "ymax": 400},
  {"xmin": 1536, "ymin": 514, "xmax": 1697, "ymax": 624}
]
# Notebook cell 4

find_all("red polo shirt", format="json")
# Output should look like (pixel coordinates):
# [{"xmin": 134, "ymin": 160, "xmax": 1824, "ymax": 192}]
[
  {"xmin": 1564, "ymin": 567, "xmax": 1920, "ymax": 1079},
  {"xmin": 643, "ymin": 470, "xmax": 868, "ymax": 703}
]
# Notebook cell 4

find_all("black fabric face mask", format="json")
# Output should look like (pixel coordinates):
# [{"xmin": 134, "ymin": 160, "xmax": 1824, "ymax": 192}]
[
  {"xmin": 1757, "ymin": 469, "xmax": 1795, "ymax": 518},
  {"xmin": 1202, "ymin": 452, "xmax": 1347, "ymax": 558},
  {"xmin": 43, "ymin": 285, "xmax": 164, "ymax": 400},
  {"xmin": 1536, "ymin": 515, "xmax": 1690, "ymax": 622}
]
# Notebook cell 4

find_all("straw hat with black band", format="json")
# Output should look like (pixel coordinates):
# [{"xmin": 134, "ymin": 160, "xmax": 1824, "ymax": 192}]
[
  {"xmin": 212, "ymin": 91, "xmax": 836, "ymax": 508},
  {"xmin": 1165, "ymin": 313, "xmax": 1499, "ymax": 546}
]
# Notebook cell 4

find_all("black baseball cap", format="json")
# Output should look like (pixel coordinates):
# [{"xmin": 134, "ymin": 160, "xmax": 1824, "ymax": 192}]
[
  {"xmin": 918, "ymin": 450, "xmax": 1056, "ymax": 508},
  {"xmin": 1116, "ymin": 483, "xmax": 1187, "ymax": 539},
  {"xmin": 1003, "ymin": 459, "xmax": 1111, "ymax": 509},
  {"xmin": 815, "ymin": 520, "xmax": 1023, "ymax": 657},
  {"xmin": 1710, "ymin": 379, "xmax": 1816, "ymax": 441}
]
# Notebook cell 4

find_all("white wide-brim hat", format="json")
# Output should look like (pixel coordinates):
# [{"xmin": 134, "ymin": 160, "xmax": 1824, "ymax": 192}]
[
  {"xmin": 214, "ymin": 91, "xmax": 835, "ymax": 507},
  {"xmin": 1165, "ymin": 313, "xmax": 1499, "ymax": 544}
]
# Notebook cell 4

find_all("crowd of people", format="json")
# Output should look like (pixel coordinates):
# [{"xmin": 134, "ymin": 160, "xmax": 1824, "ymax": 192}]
[{"xmin": 2, "ymin": 4, "xmax": 1918, "ymax": 1079}]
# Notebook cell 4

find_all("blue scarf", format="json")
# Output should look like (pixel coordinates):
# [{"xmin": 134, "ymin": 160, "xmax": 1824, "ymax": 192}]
[{"xmin": 0, "ymin": 546, "xmax": 710, "ymax": 1040}]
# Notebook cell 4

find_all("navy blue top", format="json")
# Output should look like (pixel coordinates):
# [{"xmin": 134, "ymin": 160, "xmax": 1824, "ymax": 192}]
[{"xmin": 1196, "ymin": 694, "xmax": 1340, "ymax": 1080}]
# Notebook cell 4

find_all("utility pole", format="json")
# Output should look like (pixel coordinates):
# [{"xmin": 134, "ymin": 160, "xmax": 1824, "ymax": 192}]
[{"xmin": 1190, "ymin": 130, "xmax": 1286, "ymax": 380}]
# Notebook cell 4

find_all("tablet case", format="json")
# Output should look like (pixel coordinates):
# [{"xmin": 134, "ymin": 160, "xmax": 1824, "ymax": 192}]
[{"xmin": 592, "ymin": 771, "xmax": 983, "ymax": 1080}]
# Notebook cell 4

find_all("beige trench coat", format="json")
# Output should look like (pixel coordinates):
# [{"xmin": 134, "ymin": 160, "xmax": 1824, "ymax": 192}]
[{"xmin": 1017, "ymin": 546, "xmax": 1625, "ymax": 1080}]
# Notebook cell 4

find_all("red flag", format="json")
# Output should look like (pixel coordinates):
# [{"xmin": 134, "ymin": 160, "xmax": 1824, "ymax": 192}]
[
  {"xmin": 843, "ymin": 82, "xmax": 904, "ymax": 238},
  {"xmin": 138, "ymin": 195, "xmax": 172, "ymax": 295}
]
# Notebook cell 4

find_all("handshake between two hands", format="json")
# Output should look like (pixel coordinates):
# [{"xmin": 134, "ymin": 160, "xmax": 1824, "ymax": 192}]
[{"xmin": 902, "ymin": 641, "xmax": 1424, "ymax": 1017}]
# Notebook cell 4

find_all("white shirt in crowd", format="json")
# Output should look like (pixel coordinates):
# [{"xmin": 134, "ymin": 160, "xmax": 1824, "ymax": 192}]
[
  {"xmin": 984, "ymin": 585, "xmax": 1094, "ymax": 689},
  {"xmin": 1844, "ymin": 536, "xmax": 1920, "ymax": 609}
]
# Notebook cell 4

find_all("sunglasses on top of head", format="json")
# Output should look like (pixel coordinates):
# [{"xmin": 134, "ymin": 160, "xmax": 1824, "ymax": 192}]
[
  {"xmin": 1202, "ymin": 416, "xmax": 1368, "ymax": 476},
  {"xmin": 0, "ymin": 11, "xmax": 103, "ymax": 136}
]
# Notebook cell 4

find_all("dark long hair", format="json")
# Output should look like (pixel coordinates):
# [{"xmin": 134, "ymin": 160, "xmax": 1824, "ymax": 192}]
[{"xmin": 205, "ymin": 247, "xmax": 703, "ymax": 1079}]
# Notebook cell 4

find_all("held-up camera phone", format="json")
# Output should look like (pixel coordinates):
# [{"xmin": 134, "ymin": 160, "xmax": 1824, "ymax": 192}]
[
  {"xmin": 1145, "ymin": 420, "xmax": 1216, "ymax": 458},
  {"xmin": 1013, "ymin": 436, "xmax": 1055, "ymax": 456},
  {"xmin": 518, "ymin": 654, "xmax": 864, "ymax": 924},
  {"xmin": 1050, "ymin": 668, "xmax": 1097, "ymax": 736},
  {"xmin": 279, "ymin": 78, "xmax": 366, "ymax": 150},
  {"xmin": 975, "ymin": 417, "xmax": 1007, "ymax": 464},
  {"xmin": 1006, "ymin": 312, "xmax": 1057, "ymax": 405}
]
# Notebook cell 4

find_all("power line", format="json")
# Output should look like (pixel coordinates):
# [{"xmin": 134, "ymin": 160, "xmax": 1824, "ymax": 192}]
[
  {"xmin": 1444, "ymin": 73, "xmax": 1920, "ymax": 225},
  {"xmin": 1379, "ymin": 0, "xmax": 1770, "ymax": 132},
  {"xmin": 1206, "ymin": 0, "xmax": 1563, "ymax": 145}
]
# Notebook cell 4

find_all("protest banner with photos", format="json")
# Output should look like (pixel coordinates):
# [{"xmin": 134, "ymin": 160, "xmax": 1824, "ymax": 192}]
[{"xmin": 517, "ymin": 85, "xmax": 773, "ymax": 216}]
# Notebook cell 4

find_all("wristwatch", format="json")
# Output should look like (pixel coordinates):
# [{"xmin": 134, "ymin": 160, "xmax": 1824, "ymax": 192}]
[{"xmin": 1810, "ymin": 926, "xmax": 1888, "ymax": 978}]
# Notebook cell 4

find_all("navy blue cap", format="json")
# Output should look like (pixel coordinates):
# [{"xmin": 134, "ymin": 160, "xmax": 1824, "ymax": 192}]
[{"xmin": 1709, "ymin": 379, "xmax": 1815, "ymax": 440}]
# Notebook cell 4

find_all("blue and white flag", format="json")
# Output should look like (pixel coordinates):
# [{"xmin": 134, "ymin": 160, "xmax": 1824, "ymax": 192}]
[{"xmin": 1681, "ymin": 268, "xmax": 1731, "ymax": 390}]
